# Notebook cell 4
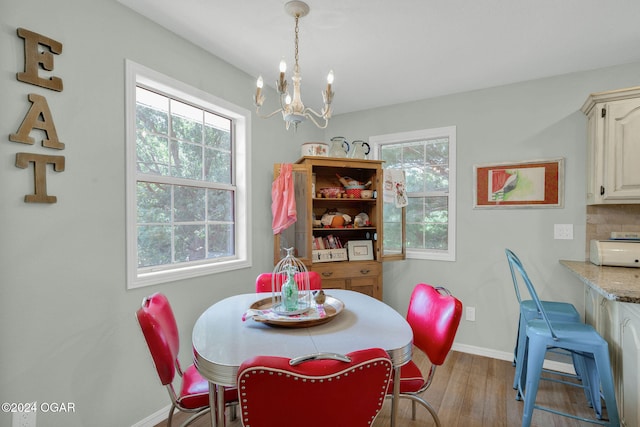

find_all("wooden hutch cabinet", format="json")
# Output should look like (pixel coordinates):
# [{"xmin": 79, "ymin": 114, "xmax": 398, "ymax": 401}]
[{"xmin": 273, "ymin": 157, "xmax": 405, "ymax": 300}]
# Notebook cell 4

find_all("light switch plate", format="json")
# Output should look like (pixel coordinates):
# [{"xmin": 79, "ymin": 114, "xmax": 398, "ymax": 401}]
[
  {"xmin": 554, "ymin": 224, "xmax": 574, "ymax": 240},
  {"xmin": 465, "ymin": 306, "xmax": 476, "ymax": 322}
]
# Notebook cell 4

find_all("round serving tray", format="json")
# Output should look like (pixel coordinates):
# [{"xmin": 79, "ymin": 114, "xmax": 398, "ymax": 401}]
[{"xmin": 248, "ymin": 295, "xmax": 345, "ymax": 328}]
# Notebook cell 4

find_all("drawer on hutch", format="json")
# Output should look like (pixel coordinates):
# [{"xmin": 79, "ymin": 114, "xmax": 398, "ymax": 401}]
[{"xmin": 313, "ymin": 261, "xmax": 380, "ymax": 279}]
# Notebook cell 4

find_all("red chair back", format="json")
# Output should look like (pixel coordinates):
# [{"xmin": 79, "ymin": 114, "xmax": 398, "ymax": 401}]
[
  {"xmin": 136, "ymin": 293, "xmax": 180, "ymax": 385},
  {"xmin": 407, "ymin": 283, "xmax": 463, "ymax": 366},
  {"xmin": 255, "ymin": 271, "xmax": 322, "ymax": 293},
  {"xmin": 237, "ymin": 348, "xmax": 392, "ymax": 427}
]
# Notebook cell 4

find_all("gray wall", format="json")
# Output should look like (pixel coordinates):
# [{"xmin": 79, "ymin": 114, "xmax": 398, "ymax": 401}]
[
  {"xmin": 1, "ymin": 0, "xmax": 317, "ymax": 426},
  {"xmin": 2, "ymin": 0, "xmax": 640, "ymax": 425},
  {"xmin": 327, "ymin": 64, "xmax": 640, "ymax": 353}
]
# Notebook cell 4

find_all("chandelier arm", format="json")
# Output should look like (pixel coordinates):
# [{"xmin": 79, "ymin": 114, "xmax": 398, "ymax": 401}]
[
  {"xmin": 303, "ymin": 106, "xmax": 331, "ymax": 120},
  {"xmin": 301, "ymin": 109, "xmax": 329, "ymax": 129},
  {"xmin": 255, "ymin": 107, "xmax": 285, "ymax": 120}
]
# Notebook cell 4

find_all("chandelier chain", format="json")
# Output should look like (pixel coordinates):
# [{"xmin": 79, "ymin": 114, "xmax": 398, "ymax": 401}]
[{"xmin": 294, "ymin": 15, "xmax": 300, "ymax": 71}]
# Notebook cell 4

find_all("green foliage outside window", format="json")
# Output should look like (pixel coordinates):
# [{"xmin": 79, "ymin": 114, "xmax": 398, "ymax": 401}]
[
  {"xmin": 135, "ymin": 87, "xmax": 235, "ymax": 269},
  {"xmin": 381, "ymin": 138, "xmax": 450, "ymax": 251}
]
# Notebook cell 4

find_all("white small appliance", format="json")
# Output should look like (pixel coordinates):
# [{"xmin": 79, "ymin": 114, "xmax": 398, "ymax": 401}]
[{"xmin": 590, "ymin": 239, "xmax": 640, "ymax": 267}]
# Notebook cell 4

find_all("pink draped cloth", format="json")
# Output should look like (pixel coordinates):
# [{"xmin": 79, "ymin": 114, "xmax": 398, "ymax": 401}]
[{"xmin": 272, "ymin": 163, "xmax": 297, "ymax": 234}]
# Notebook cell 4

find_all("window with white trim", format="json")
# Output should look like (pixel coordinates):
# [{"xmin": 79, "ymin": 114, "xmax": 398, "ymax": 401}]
[
  {"xmin": 371, "ymin": 126, "xmax": 456, "ymax": 261},
  {"xmin": 125, "ymin": 60, "xmax": 251, "ymax": 288}
]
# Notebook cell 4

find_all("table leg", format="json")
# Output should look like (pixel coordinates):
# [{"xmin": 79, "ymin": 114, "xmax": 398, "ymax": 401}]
[
  {"xmin": 390, "ymin": 365, "xmax": 400, "ymax": 427},
  {"xmin": 208, "ymin": 382, "xmax": 217, "ymax": 427},
  {"xmin": 216, "ymin": 384, "xmax": 226, "ymax": 427},
  {"xmin": 208, "ymin": 383, "xmax": 227, "ymax": 427}
]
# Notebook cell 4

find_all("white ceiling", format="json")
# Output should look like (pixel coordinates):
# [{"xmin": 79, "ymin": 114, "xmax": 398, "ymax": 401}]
[{"xmin": 118, "ymin": 0, "xmax": 640, "ymax": 115}]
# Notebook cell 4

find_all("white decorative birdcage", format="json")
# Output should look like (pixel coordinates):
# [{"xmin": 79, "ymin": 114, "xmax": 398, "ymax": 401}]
[{"xmin": 271, "ymin": 247, "xmax": 312, "ymax": 314}]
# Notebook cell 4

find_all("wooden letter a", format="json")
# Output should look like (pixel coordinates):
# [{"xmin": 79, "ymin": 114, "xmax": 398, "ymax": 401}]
[{"xmin": 10, "ymin": 93, "xmax": 65, "ymax": 149}]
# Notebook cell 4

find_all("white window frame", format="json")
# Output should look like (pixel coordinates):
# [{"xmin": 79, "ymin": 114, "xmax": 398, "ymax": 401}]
[
  {"xmin": 370, "ymin": 126, "xmax": 456, "ymax": 261},
  {"xmin": 125, "ymin": 60, "xmax": 251, "ymax": 288}
]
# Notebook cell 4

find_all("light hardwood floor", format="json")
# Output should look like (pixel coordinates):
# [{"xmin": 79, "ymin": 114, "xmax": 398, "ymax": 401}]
[{"xmin": 155, "ymin": 350, "xmax": 610, "ymax": 427}]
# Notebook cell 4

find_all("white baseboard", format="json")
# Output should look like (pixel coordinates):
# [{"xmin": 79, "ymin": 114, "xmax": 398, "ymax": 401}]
[
  {"xmin": 452, "ymin": 343, "xmax": 576, "ymax": 374},
  {"xmin": 131, "ymin": 405, "xmax": 170, "ymax": 427}
]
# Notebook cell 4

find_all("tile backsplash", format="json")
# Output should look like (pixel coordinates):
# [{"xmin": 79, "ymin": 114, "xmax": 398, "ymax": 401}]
[{"xmin": 586, "ymin": 205, "xmax": 640, "ymax": 258}]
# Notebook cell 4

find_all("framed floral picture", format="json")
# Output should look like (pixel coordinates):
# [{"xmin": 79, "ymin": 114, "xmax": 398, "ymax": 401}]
[{"xmin": 473, "ymin": 158, "xmax": 564, "ymax": 208}]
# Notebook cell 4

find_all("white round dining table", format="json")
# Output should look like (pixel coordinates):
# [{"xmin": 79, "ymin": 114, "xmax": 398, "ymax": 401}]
[{"xmin": 192, "ymin": 289, "xmax": 413, "ymax": 427}]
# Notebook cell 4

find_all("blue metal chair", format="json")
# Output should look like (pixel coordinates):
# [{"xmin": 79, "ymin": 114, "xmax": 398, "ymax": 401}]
[
  {"xmin": 507, "ymin": 250, "xmax": 620, "ymax": 427},
  {"xmin": 505, "ymin": 249, "xmax": 583, "ymax": 390}
]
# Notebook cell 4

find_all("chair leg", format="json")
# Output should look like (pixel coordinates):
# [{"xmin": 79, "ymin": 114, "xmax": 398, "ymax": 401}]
[
  {"xmin": 581, "ymin": 354, "xmax": 603, "ymax": 418},
  {"xmin": 167, "ymin": 404, "xmax": 176, "ymax": 427},
  {"xmin": 229, "ymin": 402, "xmax": 237, "ymax": 420},
  {"xmin": 516, "ymin": 333, "xmax": 530, "ymax": 401},
  {"xmin": 593, "ymin": 346, "xmax": 620, "ymax": 426},
  {"xmin": 571, "ymin": 352, "xmax": 597, "ymax": 411},
  {"xmin": 399, "ymin": 394, "xmax": 441, "ymax": 427},
  {"xmin": 513, "ymin": 315, "xmax": 522, "ymax": 366},
  {"xmin": 521, "ymin": 337, "xmax": 546, "ymax": 427},
  {"xmin": 181, "ymin": 408, "xmax": 212, "ymax": 427},
  {"xmin": 513, "ymin": 313, "xmax": 528, "ymax": 390}
]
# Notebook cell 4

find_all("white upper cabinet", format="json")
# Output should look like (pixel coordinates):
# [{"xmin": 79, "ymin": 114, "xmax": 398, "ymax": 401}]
[{"xmin": 582, "ymin": 87, "xmax": 640, "ymax": 204}]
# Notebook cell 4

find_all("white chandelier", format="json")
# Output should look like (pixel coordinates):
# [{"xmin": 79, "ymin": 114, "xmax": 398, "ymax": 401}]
[{"xmin": 253, "ymin": 1, "xmax": 334, "ymax": 131}]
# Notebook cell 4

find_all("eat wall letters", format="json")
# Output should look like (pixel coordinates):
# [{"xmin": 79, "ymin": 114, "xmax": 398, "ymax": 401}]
[{"xmin": 11, "ymin": 27, "xmax": 65, "ymax": 203}]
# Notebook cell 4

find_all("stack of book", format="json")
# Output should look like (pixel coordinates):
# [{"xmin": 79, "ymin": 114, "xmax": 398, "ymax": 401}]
[
  {"xmin": 312, "ymin": 234, "xmax": 343, "ymax": 250},
  {"xmin": 312, "ymin": 234, "xmax": 348, "ymax": 263}
]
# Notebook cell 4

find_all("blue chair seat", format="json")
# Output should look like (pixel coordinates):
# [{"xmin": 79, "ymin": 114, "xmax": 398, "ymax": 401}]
[
  {"xmin": 521, "ymin": 318, "xmax": 618, "ymax": 426},
  {"xmin": 521, "ymin": 300, "xmax": 580, "ymax": 320},
  {"xmin": 515, "ymin": 300, "xmax": 581, "ymax": 388}
]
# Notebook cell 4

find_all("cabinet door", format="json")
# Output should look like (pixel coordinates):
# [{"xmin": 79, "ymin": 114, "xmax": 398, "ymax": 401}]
[
  {"xmin": 586, "ymin": 108, "xmax": 605, "ymax": 204},
  {"xmin": 349, "ymin": 275, "xmax": 380, "ymax": 298},
  {"xmin": 584, "ymin": 285, "xmax": 599, "ymax": 327},
  {"xmin": 598, "ymin": 297, "xmax": 619, "ymax": 390},
  {"xmin": 620, "ymin": 304, "xmax": 640, "ymax": 427},
  {"xmin": 273, "ymin": 164, "xmax": 312, "ymax": 264},
  {"xmin": 604, "ymin": 98, "xmax": 640, "ymax": 201},
  {"xmin": 345, "ymin": 261, "xmax": 381, "ymax": 298}
]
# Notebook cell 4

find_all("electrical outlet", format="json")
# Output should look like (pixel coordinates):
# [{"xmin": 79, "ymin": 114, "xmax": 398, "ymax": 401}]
[
  {"xmin": 12, "ymin": 408, "xmax": 36, "ymax": 427},
  {"xmin": 554, "ymin": 224, "xmax": 574, "ymax": 240},
  {"xmin": 465, "ymin": 306, "xmax": 476, "ymax": 322}
]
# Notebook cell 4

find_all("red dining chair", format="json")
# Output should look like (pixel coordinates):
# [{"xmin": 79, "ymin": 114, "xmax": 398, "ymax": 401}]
[
  {"xmin": 237, "ymin": 348, "xmax": 393, "ymax": 427},
  {"xmin": 136, "ymin": 293, "xmax": 238, "ymax": 427},
  {"xmin": 255, "ymin": 271, "xmax": 322, "ymax": 293},
  {"xmin": 387, "ymin": 283, "xmax": 463, "ymax": 427}
]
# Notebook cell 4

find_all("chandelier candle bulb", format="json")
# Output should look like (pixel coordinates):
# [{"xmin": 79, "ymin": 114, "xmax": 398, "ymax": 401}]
[
  {"xmin": 255, "ymin": 76, "xmax": 264, "ymax": 105},
  {"xmin": 276, "ymin": 59, "xmax": 287, "ymax": 93},
  {"xmin": 279, "ymin": 59, "xmax": 286, "ymax": 83}
]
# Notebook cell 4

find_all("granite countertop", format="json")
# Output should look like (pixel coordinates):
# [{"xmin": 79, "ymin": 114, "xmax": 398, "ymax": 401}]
[{"xmin": 560, "ymin": 260, "xmax": 640, "ymax": 303}]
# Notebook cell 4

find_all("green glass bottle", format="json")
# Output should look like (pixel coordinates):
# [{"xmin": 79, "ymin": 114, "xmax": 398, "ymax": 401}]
[{"xmin": 281, "ymin": 265, "xmax": 299, "ymax": 312}]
